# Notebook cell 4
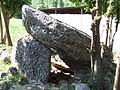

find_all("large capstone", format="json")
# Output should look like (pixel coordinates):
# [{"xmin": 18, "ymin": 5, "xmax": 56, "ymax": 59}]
[
  {"xmin": 15, "ymin": 35, "xmax": 51, "ymax": 83},
  {"xmin": 22, "ymin": 5, "xmax": 91, "ymax": 71}
]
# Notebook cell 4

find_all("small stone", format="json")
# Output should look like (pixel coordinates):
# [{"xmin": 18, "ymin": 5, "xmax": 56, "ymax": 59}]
[
  {"xmin": 0, "ymin": 72, "xmax": 8, "ymax": 79},
  {"xmin": 75, "ymin": 83, "xmax": 90, "ymax": 90},
  {"xmin": 0, "ymin": 50, "xmax": 11, "ymax": 64},
  {"xmin": 8, "ymin": 67, "xmax": 19, "ymax": 75},
  {"xmin": 19, "ymin": 77, "xmax": 29, "ymax": 85},
  {"xmin": 59, "ymin": 81, "xmax": 68, "ymax": 90}
]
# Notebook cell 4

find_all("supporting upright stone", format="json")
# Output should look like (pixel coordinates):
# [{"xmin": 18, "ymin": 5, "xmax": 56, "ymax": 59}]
[{"xmin": 15, "ymin": 35, "xmax": 51, "ymax": 83}]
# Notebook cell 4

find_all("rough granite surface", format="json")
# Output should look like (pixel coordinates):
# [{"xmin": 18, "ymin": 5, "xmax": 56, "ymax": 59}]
[
  {"xmin": 15, "ymin": 35, "xmax": 51, "ymax": 83},
  {"xmin": 22, "ymin": 5, "xmax": 91, "ymax": 71}
]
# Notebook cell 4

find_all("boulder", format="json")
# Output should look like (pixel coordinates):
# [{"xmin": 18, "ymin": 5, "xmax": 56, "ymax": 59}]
[
  {"xmin": 22, "ymin": 5, "xmax": 91, "ymax": 71},
  {"xmin": 15, "ymin": 35, "xmax": 51, "ymax": 83}
]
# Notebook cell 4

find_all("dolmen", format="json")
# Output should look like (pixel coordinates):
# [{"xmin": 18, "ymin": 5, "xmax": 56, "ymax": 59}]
[{"xmin": 15, "ymin": 5, "xmax": 91, "ymax": 83}]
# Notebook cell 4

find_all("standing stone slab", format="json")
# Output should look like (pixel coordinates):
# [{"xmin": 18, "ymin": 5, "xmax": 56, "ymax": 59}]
[{"xmin": 15, "ymin": 35, "xmax": 51, "ymax": 83}]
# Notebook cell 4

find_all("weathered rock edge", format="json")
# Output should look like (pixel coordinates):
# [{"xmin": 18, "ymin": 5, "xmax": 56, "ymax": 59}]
[{"xmin": 22, "ymin": 5, "xmax": 91, "ymax": 70}]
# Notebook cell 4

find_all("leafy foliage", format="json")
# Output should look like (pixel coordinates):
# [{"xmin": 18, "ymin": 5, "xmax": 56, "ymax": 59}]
[
  {"xmin": 2, "ymin": 0, "xmax": 31, "ymax": 18},
  {"xmin": 0, "ymin": 0, "xmax": 31, "ymax": 46},
  {"xmin": 110, "ymin": 0, "xmax": 120, "ymax": 23},
  {"xmin": 105, "ymin": 0, "xmax": 120, "ymax": 47},
  {"xmin": 68, "ymin": 0, "xmax": 96, "ymax": 11},
  {"xmin": 31, "ymin": 0, "xmax": 74, "ymax": 9}
]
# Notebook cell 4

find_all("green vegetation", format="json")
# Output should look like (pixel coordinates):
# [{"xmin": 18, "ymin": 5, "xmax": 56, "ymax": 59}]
[
  {"xmin": 0, "ymin": 18, "xmax": 26, "ymax": 73},
  {"xmin": 31, "ymin": 0, "xmax": 75, "ymax": 9},
  {"xmin": 0, "ymin": 45, "xmax": 12, "ymax": 72},
  {"xmin": 0, "ymin": 70, "xmax": 29, "ymax": 89},
  {"xmin": 0, "ymin": 61, "xmax": 11, "ymax": 72},
  {"xmin": 0, "ymin": 0, "xmax": 31, "ymax": 46},
  {"xmin": 9, "ymin": 18, "xmax": 28, "ymax": 43},
  {"xmin": 0, "ymin": 17, "xmax": 27, "ymax": 44}
]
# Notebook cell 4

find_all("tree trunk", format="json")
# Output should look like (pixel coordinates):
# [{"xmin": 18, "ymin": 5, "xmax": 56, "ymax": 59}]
[
  {"xmin": 105, "ymin": 18, "xmax": 110, "ymax": 46},
  {"xmin": 2, "ymin": 33, "xmax": 7, "ymax": 44},
  {"xmin": 91, "ymin": 0, "xmax": 103, "ymax": 89},
  {"xmin": 91, "ymin": 18, "xmax": 103, "ymax": 90},
  {"xmin": 0, "ymin": 12, "xmax": 3, "ymax": 43},
  {"xmin": 55, "ymin": 0, "xmax": 58, "ymax": 8},
  {"xmin": 1, "ymin": 0, "xmax": 13, "ymax": 46},
  {"xmin": 3, "ymin": 13, "xmax": 13, "ymax": 46},
  {"xmin": 59, "ymin": 0, "xmax": 64, "ymax": 7},
  {"xmin": 94, "ymin": 23, "xmax": 103, "ymax": 89},
  {"xmin": 113, "ymin": 57, "xmax": 120, "ymax": 90},
  {"xmin": 46, "ymin": 0, "xmax": 49, "ymax": 8}
]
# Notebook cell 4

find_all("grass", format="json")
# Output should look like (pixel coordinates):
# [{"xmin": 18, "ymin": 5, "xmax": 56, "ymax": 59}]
[
  {"xmin": 0, "ymin": 18, "xmax": 27, "ymax": 73},
  {"xmin": 0, "ymin": 61, "xmax": 11, "ymax": 72},
  {"xmin": 9, "ymin": 18, "xmax": 28, "ymax": 43}
]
